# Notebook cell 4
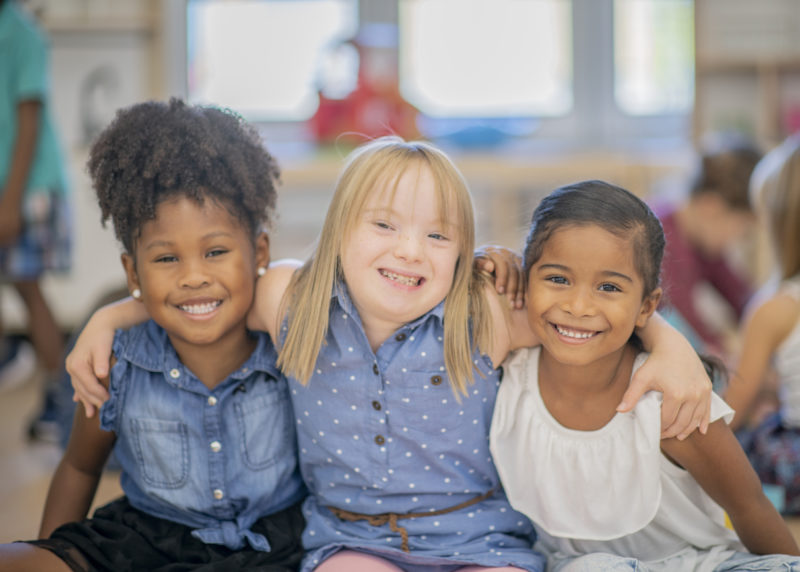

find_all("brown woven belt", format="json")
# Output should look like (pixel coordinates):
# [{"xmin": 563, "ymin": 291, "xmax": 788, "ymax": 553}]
[{"xmin": 327, "ymin": 487, "xmax": 497, "ymax": 552}]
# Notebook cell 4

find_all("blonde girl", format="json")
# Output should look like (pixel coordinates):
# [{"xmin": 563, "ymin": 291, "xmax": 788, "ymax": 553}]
[
  {"xmin": 726, "ymin": 134, "xmax": 800, "ymax": 514},
  {"xmin": 67, "ymin": 138, "xmax": 712, "ymax": 572}
]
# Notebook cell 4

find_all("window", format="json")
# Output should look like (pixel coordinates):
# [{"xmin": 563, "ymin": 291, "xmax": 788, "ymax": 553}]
[
  {"xmin": 186, "ymin": 0, "xmax": 358, "ymax": 121},
  {"xmin": 614, "ymin": 0, "xmax": 694, "ymax": 115},
  {"xmin": 399, "ymin": 0, "xmax": 572, "ymax": 118},
  {"xmin": 398, "ymin": 0, "xmax": 694, "ymax": 146},
  {"xmin": 179, "ymin": 0, "xmax": 695, "ymax": 146}
]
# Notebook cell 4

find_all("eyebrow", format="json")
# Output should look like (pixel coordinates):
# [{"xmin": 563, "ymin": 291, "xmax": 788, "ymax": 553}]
[
  {"xmin": 536, "ymin": 263, "xmax": 634, "ymax": 283},
  {"xmin": 142, "ymin": 230, "xmax": 234, "ymax": 251}
]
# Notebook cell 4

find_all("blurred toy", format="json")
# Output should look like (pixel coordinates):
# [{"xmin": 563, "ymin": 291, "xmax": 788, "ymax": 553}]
[{"xmin": 310, "ymin": 34, "xmax": 419, "ymax": 144}]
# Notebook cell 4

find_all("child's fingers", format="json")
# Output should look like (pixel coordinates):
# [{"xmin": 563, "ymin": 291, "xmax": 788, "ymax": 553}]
[
  {"xmin": 76, "ymin": 394, "xmax": 96, "ymax": 419},
  {"xmin": 474, "ymin": 255, "xmax": 504, "ymax": 293},
  {"xmin": 660, "ymin": 393, "xmax": 710, "ymax": 440},
  {"xmin": 659, "ymin": 401, "xmax": 685, "ymax": 439},
  {"xmin": 616, "ymin": 370, "xmax": 648, "ymax": 413},
  {"xmin": 515, "ymin": 288, "xmax": 526, "ymax": 310},
  {"xmin": 74, "ymin": 382, "xmax": 106, "ymax": 418},
  {"xmin": 66, "ymin": 360, "xmax": 109, "ymax": 417},
  {"xmin": 492, "ymin": 258, "xmax": 510, "ymax": 295},
  {"xmin": 474, "ymin": 256, "xmax": 496, "ymax": 274}
]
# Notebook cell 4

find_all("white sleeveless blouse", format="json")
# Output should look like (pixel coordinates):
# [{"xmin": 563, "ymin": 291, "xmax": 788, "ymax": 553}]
[
  {"xmin": 490, "ymin": 347, "xmax": 744, "ymax": 566},
  {"xmin": 776, "ymin": 276, "xmax": 800, "ymax": 426}
]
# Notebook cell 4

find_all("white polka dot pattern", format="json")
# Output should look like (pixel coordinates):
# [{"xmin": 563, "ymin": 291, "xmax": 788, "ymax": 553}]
[{"xmin": 287, "ymin": 286, "xmax": 543, "ymax": 571}]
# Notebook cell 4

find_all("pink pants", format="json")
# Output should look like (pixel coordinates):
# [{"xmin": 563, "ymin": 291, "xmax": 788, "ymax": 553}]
[{"xmin": 314, "ymin": 550, "xmax": 526, "ymax": 571}]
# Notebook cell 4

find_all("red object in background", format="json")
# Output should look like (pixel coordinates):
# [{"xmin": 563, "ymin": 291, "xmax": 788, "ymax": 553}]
[{"xmin": 310, "ymin": 68, "xmax": 420, "ymax": 144}]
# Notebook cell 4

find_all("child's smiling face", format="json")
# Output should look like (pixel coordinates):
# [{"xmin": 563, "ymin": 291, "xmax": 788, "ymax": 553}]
[
  {"xmin": 339, "ymin": 163, "xmax": 460, "ymax": 345},
  {"xmin": 526, "ymin": 224, "xmax": 660, "ymax": 368},
  {"xmin": 122, "ymin": 195, "xmax": 268, "ymax": 356}
]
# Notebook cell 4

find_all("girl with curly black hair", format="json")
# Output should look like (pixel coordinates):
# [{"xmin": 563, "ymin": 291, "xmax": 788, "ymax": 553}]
[{"xmin": 0, "ymin": 98, "xmax": 306, "ymax": 572}]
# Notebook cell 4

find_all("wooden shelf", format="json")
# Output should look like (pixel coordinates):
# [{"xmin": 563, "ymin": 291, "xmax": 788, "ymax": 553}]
[
  {"xmin": 42, "ymin": 16, "xmax": 154, "ymax": 34},
  {"xmin": 693, "ymin": 0, "xmax": 800, "ymax": 148}
]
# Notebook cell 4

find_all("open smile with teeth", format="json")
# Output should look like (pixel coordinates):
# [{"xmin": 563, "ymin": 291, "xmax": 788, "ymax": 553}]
[
  {"xmin": 380, "ymin": 269, "xmax": 422, "ymax": 287},
  {"xmin": 554, "ymin": 324, "xmax": 597, "ymax": 339},
  {"xmin": 179, "ymin": 300, "xmax": 222, "ymax": 315}
]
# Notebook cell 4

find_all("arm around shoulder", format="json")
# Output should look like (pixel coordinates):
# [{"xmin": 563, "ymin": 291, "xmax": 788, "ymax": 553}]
[
  {"xmin": 482, "ymin": 281, "xmax": 539, "ymax": 369},
  {"xmin": 66, "ymin": 297, "xmax": 149, "ymax": 417},
  {"xmin": 249, "ymin": 259, "xmax": 302, "ymax": 343},
  {"xmin": 627, "ymin": 311, "xmax": 712, "ymax": 440}
]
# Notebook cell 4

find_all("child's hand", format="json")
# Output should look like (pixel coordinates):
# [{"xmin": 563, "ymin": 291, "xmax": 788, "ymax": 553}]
[
  {"xmin": 66, "ymin": 315, "xmax": 115, "ymax": 418},
  {"xmin": 618, "ymin": 312, "xmax": 713, "ymax": 439},
  {"xmin": 624, "ymin": 354, "xmax": 712, "ymax": 440},
  {"xmin": 474, "ymin": 245, "xmax": 525, "ymax": 309},
  {"xmin": 66, "ymin": 298, "xmax": 148, "ymax": 416},
  {"xmin": 618, "ymin": 313, "xmax": 713, "ymax": 439}
]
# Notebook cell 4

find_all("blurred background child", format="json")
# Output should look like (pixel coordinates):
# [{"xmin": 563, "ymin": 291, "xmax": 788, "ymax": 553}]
[
  {"xmin": 0, "ymin": 0, "xmax": 72, "ymax": 443},
  {"xmin": 654, "ymin": 135, "xmax": 762, "ymax": 360},
  {"xmin": 726, "ymin": 134, "xmax": 800, "ymax": 515}
]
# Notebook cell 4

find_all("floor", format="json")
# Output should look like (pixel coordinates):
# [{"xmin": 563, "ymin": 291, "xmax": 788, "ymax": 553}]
[
  {"xmin": 3, "ymin": 364, "xmax": 800, "ymax": 550},
  {"xmin": 0, "ymin": 367, "xmax": 121, "ymax": 542}
]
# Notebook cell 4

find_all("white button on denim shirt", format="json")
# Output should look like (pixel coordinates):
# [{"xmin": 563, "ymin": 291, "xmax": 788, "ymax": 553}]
[{"xmin": 100, "ymin": 321, "xmax": 306, "ymax": 551}]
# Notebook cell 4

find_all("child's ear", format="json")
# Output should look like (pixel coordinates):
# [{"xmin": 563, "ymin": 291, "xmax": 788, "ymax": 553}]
[
  {"xmin": 254, "ymin": 232, "xmax": 270, "ymax": 272},
  {"xmin": 121, "ymin": 252, "xmax": 141, "ymax": 301},
  {"xmin": 635, "ymin": 287, "xmax": 662, "ymax": 329}
]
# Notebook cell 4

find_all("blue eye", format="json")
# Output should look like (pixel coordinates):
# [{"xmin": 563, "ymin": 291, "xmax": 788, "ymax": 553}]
[
  {"xmin": 375, "ymin": 221, "xmax": 393, "ymax": 230},
  {"xmin": 428, "ymin": 233, "xmax": 447, "ymax": 241},
  {"xmin": 599, "ymin": 283, "xmax": 621, "ymax": 292},
  {"xmin": 207, "ymin": 248, "xmax": 228, "ymax": 258},
  {"xmin": 155, "ymin": 255, "xmax": 177, "ymax": 263},
  {"xmin": 546, "ymin": 275, "xmax": 568, "ymax": 285}
]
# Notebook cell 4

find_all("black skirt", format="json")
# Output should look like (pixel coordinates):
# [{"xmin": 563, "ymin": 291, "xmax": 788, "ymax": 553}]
[{"xmin": 24, "ymin": 496, "xmax": 305, "ymax": 572}]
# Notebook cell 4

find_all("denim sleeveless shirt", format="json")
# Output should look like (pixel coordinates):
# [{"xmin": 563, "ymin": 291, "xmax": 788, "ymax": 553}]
[
  {"xmin": 100, "ymin": 320, "xmax": 306, "ymax": 551},
  {"xmin": 288, "ymin": 281, "xmax": 544, "ymax": 571}
]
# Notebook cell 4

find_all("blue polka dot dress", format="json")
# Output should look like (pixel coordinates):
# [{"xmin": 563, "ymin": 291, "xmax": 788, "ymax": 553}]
[{"xmin": 288, "ymin": 282, "xmax": 544, "ymax": 571}]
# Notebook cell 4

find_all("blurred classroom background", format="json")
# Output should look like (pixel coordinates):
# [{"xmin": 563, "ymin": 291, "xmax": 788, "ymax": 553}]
[{"xmin": 3, "ymin": 0, "xmax": 800, "ymax": 542}]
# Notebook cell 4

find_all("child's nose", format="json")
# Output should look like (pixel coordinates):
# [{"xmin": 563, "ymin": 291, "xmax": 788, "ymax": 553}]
[
  {"xmin": 180, "ymin": 259, "xmax": 211, "ymax": 288},
  {"xmin": 394, "ymin": 232, "xmax": 423, "ymax": 262},
  {"xmin": 563, "ymin": 286, "xmax": 594, "ymax": 316}
]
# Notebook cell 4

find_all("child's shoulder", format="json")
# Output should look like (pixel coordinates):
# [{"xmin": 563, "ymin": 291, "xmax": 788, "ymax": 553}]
[
  {"xmin": 112, "ymin": 320, "xmax": 164, "ymax": 354},
  {"xmin": 244, "ymin": 330, "xmax": 282, "ymax": 375},
  {"xmin": 748, "ymin": 286, "xmax": 800, "ymax": 346},
  {"xmin": 503, "ymin": 345, "xmax": 541, "ymax": 369}
]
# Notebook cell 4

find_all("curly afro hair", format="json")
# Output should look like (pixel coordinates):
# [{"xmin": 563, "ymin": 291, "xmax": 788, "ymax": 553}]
[{"xmin": 88, "ymin": 98, "xmax": 280, "ymax": 254}]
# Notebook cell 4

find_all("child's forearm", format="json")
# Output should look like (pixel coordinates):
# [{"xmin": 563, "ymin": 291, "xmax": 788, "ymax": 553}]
[
  {"xmin": 637, "ymin": 311, "xmax": 681, "ymax": 353},
  {"xmin": 97, "ymin": 296, "xmax": 150, "ymax": 329},
  {"xmin": 627, "ymin": 312, "xmax": 712, "ymax": 439},
  {"xmin": 38, "ymin": 459, "xmax": 102, "ymax": 538},
  {"xmin": 729, "ymin": 496, "xmax": 800, "ymax": 556}
]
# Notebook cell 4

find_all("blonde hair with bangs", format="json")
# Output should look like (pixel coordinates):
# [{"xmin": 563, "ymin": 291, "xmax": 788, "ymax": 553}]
[
  {"xmin": 752, "ymin": 135, "xmax": 800, "ymax": 280},
  {"xmin": 278, "ymin": 136, "xmax": 491, "ymax": 396}
]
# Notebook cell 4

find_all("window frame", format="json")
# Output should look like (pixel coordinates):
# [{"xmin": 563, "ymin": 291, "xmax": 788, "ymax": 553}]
[{"xmin": 165, "ymin": 0, "xmax": 693, "ymax": 148}]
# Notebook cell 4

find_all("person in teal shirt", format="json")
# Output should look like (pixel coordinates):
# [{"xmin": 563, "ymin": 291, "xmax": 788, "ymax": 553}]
[{"xmin": 0, "ymin": 0, "xmax": 72, "ymax": 441}]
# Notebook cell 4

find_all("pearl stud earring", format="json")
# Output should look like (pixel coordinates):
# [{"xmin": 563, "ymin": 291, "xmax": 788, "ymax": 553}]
[
  {"xmin": 132, "ymin": 288, "xmax": 141, "ymax": 299},
  {"xmin": 257, "ymin": 267, "xmax": 267, "ymax": 277}
]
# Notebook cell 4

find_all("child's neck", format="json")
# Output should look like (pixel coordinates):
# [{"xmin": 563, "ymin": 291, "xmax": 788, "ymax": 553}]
[
  {"xmin": 361, "ymin": 318, "xmax": 399, "ymax": 353},
  {"xmin": 168, "ymin": 327, "xmax": 256, "ymax": 390},
  {"xmin": 537, "ymin": 344, "xmax": 637, "ymax": 431}
]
